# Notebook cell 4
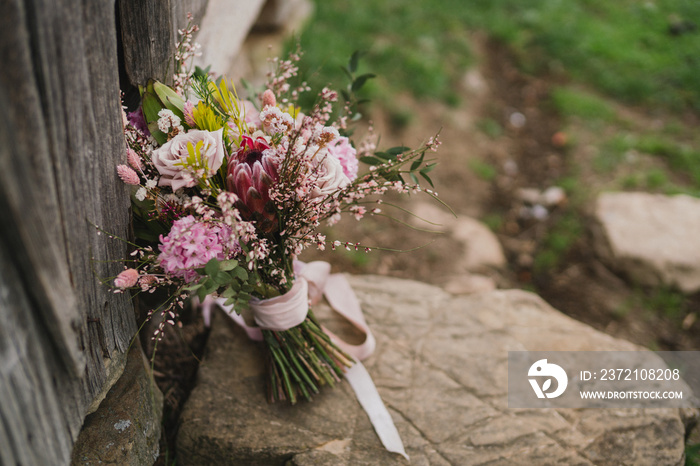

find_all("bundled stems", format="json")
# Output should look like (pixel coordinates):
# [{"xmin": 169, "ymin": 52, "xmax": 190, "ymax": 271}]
[{"xmin": 263, "ymin": 309, "xmax": 354, "ymax": 404}]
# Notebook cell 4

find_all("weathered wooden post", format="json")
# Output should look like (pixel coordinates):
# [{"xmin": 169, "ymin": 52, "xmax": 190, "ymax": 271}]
[
  {"xmin": 0, "ymin": 0, "xmax": 205, "ymax": 464},
  {"xmin": 0, "ymin": 0, "xmax": 136, "ymax": 464}
]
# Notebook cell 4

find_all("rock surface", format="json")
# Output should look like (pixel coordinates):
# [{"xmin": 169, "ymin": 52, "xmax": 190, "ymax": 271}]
[
  {"xmin": 71, "ymin": 342, "xmax": 163, "ymax": 465},
  {"xmin": 592, "ymin": 192, "xmax": 700, "ymax": 294},
  {"xmin": 411, "ymin": 202, "xmax": 506, "ymax": 273},
  {"xmin": 177, "ymin": 275, "xmax": 695, "ymax": 465}
]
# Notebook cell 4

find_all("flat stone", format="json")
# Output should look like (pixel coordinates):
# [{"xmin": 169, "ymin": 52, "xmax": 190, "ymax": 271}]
[
  {"xmin": 177, "ymin": 275, "xmax": 694, "ymax": 465},
  {"xmin": 592, "ymin": 192, "xmax": 700, "ymax": 293},
  {"xmin": 71, "ymin": 342, "xmax": 163, "ymax": 466}
]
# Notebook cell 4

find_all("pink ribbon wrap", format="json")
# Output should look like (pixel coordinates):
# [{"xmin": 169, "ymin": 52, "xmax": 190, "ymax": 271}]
[{"xmin": 200, "ymin": 260, "xmax": 408, "ymax": 461}]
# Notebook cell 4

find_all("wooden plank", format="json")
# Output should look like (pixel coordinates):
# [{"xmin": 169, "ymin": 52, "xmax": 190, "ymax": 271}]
[
  {"xmin": 0, "ymin": 0, "xmax": 137, "ymax": 462},
  {"xmin": 119, "ymin": 0, "xmax": 208, "ymax": 87}
]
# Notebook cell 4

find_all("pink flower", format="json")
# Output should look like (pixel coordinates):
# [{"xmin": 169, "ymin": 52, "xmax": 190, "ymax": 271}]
[
  {"xmin": 152, "ymin": 129, "xmax": 225, "ymax": 191},
  {"xmin": 183, "ymin": 100, "xmax": 196, "ymax": 127},
  {"xmin": 262, "ymin": 89, "xmax": 276, "ymax": 108},
  {"xmin": 327, "ymin": 136, "xmax": 358, "ymax": 180},
  {"xmin": 158, "ymin": 216, "xmax": 235, "ymax": 283},
  {"xmin": 309, "ymin": 149, "xmax": 351, "ymax": 199},
  {"xmin": 226, "ymin": 135, "xmax": 279, "ymax": 232},
  {"xmin": 114, "ymin": 268, "xmax": 139, "ymax": 288},
  {"xmin": 117, "ymin": 165, "xmax": 140, "ymax": 185},
  {"xmin": 127, "ymin": 148, "xmax": 143, "ymax": 171}
]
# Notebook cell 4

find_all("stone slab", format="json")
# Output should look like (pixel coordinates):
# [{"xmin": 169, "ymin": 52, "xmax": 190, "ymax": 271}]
[
  {"xmin": 592, "ymin": 192, "xmax": 700, "ymax": 294},
  {"xmin": 71, "ymin": 342, "xmax": 163, "ymax": 465},
  {"xmin": 177, "ymin": 275, "xmax": 695, "ymax": 465}
]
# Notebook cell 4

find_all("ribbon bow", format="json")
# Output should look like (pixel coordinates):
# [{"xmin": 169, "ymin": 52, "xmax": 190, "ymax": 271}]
[{"xmin": 200, "ymin": 260, "xmax": 408, "ymax": 461}]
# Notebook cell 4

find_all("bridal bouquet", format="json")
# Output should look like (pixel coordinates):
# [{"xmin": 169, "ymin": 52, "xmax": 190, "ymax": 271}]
[{"xmin": 114, "ymin": 22, "xmax": 441, "ymax": 404}]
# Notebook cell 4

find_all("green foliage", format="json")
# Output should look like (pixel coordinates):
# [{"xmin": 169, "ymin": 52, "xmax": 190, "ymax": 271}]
[
  {"xmin": 184, "ymin": 258, "xmax": 254, "ymax": 313},
  {"xmin": 551, "ymin": 86, "xmax": 617, "ymax": 122},
  {"xmin": 643, "ymin": 287, "xmax": 687, "ymax": 321},
  {"xmin": 534, "ymin": 212, "xmax": 583, "ymax": 274},
  {"xmin": 687, "ymin": 442, "xmax": 700, "ymax": 466},
  {"xmin": 295, "ymin": 0, "xmax": 700, "ymax": 112}
]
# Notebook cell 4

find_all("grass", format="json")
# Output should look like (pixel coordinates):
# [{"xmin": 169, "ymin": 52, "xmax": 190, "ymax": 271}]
[
  {"xmin": 550, "ymin": 87, "xmax": 617, "ymax": 122},
  {"xmin": 533, "ymin": 211, "xmax": 584, "ymax": 274},
  {"xmin": 293, "ymin": 0, "xmax": 700, "ymax": 113}
]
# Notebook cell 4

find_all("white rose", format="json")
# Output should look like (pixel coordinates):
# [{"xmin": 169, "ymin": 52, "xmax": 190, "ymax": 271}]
[
  {"xmin": 152, "ymin": 129, "xmax": 225, "ymax": 191},
  {"xmin": 309, "ymin": 149, "xmax": 351, "ymax": 199}
]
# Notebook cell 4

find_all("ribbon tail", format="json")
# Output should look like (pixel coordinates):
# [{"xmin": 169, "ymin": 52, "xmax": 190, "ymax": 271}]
[{"xmin": 345, "ymin": 362, "xmax": 409, "ymax": 461}]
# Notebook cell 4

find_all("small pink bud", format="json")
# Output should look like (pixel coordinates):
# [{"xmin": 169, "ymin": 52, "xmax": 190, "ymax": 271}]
[
  {"xmin": 114, "ymin": 268, "xmax": 139, "ymax": 288},
  {"xmin": 183, "ymin": 100, "xmax": 196, "ymax": 127},
  {"xmin": 126, "ymin": 148, "xmax": 143, "ymax": 171},
  {"xmin": 117, "ymin": 164, "xmax": 140, "ymax": 185},
  {"xmin": 262, "ymin": 89, "xmax": 276, "ymax": 108}
]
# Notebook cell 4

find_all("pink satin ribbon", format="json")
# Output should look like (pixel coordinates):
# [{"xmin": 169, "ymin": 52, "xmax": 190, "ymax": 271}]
[{"xmin": 200, "ymin": 260, "xmax": 408, "ymax": 461}]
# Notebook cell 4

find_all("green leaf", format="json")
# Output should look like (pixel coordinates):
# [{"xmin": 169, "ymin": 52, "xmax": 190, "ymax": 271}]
[
  {"xmin": 221, "ymin": 287, "xmax": 236, "ymax": 298},
  {"xmin": 351, "ymin": 73, "xmax": 376, "ymax": 92},
  {"xmin": 420, "ymin": 171, "xmax": 435, "ymax": 188},
  {"xmin": 410, "ymin": 152, "xmax": 426, "ymax": 171},
  {"xmin": 340, "ymin": 66, "xmax": 354, "ymax": 81},
  {"xmin": 374, "ymin": 151, "xmax": 394, "ymax": 160},
  {"xmin": 387, "ymin": 146, "xmax": 411, "ymax": 156},
  {"xmin": 153, "ymin": 81, "xmax": 186, "ymax": 114},
  {"xmin": 231, "ymin": 267, "xmax": 248, "ymax": 281},
  {"xmin": 141, "ymin": 87, "xmax": 164, "ymax": 123},
  {"xmin": 349, "ymin": 50, "xmax": 362, "ymax": 73},
  {"xmin": 219, "ymin": 259, "xmax": 238, "ymax": 271},
  {"xmin": 204, "ymin": 258, "xmax": 219, "ymax": 278},
  {"xmin": 213, "ymin": 272, "xmax": 231, "ymax": 286},
  {"xmin": 422, "ymin": 163, "xmax": 437, "ymax": 173},
  {"xmin": 410, "ymin": 172, "xmax": 419, "ymax": 184},
  {"xmin": 360, "ymin": 156, "xmax": 385, "ymax": 166},
  {"xmin": 146, "ymin": 122, "xmax": 168, "ymax": 145}
]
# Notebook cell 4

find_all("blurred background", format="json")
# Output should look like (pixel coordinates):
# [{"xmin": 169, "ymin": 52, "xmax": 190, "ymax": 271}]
[{"xmin": 230, "ymin": 0, "xmax": 700, "ymax": 356}]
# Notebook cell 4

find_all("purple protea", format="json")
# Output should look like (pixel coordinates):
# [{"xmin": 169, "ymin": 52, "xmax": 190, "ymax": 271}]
[{"xmin": 226, "ymin": 135, "xmax": 279, "ymax": 232}]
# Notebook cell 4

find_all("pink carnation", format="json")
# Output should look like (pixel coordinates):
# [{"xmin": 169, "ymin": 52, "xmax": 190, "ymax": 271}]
[
  {"xmin": 114, "ymin": 268, "xmax": 139, "ymax": 288},
  {"xmin": 327, "ymin": 136, "xmax": 358, "ymax": 181},
  {"xmin": 117, "ymin": 164, "xmax": 140, "ymax": 185},
  {"xmin": 158, "ymin": 216, "xmax": 235, "ymax": 283}
]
